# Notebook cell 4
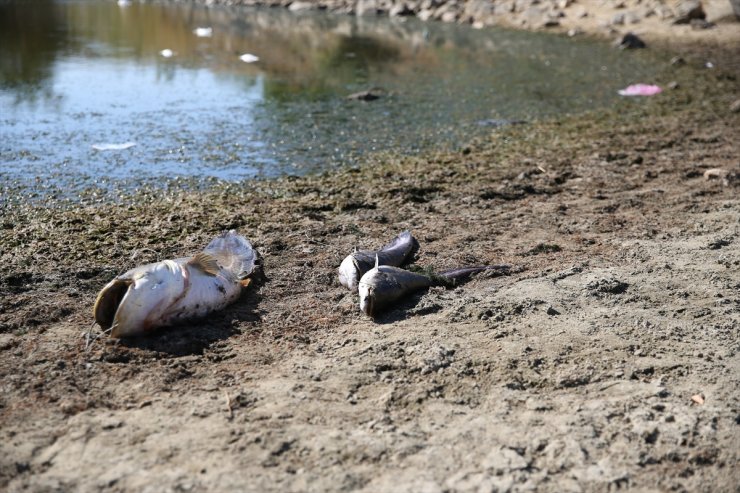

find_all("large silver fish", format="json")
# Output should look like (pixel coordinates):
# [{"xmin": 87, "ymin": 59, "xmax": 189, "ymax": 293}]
[
  {"xmin": 94, "ymin": 230, "xmax": 256, "ymax": 338},
  {"xmin": 358, "ymin": 263, "xmax": 510, "ymax": 317},
  {"xmin": 338, "ymin": 231, "xmax": 418, "ymax": 291}
]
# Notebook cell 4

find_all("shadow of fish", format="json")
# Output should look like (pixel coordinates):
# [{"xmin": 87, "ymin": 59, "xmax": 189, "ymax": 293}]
[
  {"xmin": 358, "ymin": 264, "xmax": 511, "ymax": 317},
  {"xmin": 94, "ymin": 230, "xmax": 256, "ymax": 338},
  {"xmin": 338, "ymin": 231, "xmax": 418, "ymax": 291}
]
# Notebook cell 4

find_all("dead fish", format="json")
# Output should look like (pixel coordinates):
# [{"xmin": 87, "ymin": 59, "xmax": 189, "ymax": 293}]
[
  {"xmin": 94, "ymin": 230, "xmax": 256, "ymax": 338},
  {"xmin": 338, "ymin": 231, "xmax": 418, "ymax": 291},
  {"xmin": 358, "ymin": 263, "xmax": 510, "ymax": 317}
]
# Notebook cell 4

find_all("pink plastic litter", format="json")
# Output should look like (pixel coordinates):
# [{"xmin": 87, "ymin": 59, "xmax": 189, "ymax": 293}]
[{"xmin": 618, "ymin": 84, "xmax": 663, "ymax": 96}]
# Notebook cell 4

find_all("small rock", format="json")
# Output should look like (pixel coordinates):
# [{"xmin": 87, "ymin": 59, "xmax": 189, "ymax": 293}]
[
  {"xmin": 730, "ymin": 99, "xmax": 740, "ymax": 113},
  {"xmin": 703, "ymin": 168, "xmax": 729, "ymax": 181},
  {"xmin": 356, "ymin": 0, "xmax": 379, "ymax": 16},
  {"xmin": 731, "ymin": 0, "xmax": 740, "ymax": 19},
  {"xmin": 347, "ymin": 88, "xmax": 385, "ymax": 101},
  {"xmin": 441, "ymin": 10, "xmax": 458, "ymax": 22},
  {"xmin": 481, "ymin": 446, "xmax": 529, "ymax": 472},
  {"xmin": 670, "ymin": 56, "xmax": 686, "ymax": 65},
  {"xmin": 690, "ymin": 18, "xmax": 715, "ymax": 29},
  {"xmin": 702, "ymin": 168, "xmax": 737, "ymax": 186},
  {"xmin": 568, "ymin": 27, "xmax": 584, "ymax": 36},
  {"xmin": 389, "ymin": 3, "xmax": 414, "ymax": 16},
  {"xmin": 610, "ymin": 12, "xmax": 626, "ymax": 25},
  {"xmin": 418, "ymin": 8, "xmax": 434, "ymax": 21},
  {"xmin": 672, "ymin": 0, "xmax": 705, "ymax": 23},
  {"xmin": 668, "ymin": 81, "xmax": 679, "ymax": 89},
  {"xmin": 546, "ymin": 306, "xmax": 560, "ymax": 316},
  {"xmin": 586, "ymin": 277, "xmax": 629, "ymax": 295},
  {"xmin": 618, "ymin": 32, "xmax": 646, "ymax": 49},
  {"xmin": 624, "ymin": 11, "xmax": 642, "ymax": 24},
  {"xmin": 288, "ymin": 1, "xmax": 315, "ymax": 11}
]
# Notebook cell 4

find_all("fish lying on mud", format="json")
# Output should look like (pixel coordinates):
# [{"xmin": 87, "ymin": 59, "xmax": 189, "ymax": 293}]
[
  {"xmin": 358, "ymin": 263, "xmax": 511, "ymax": 317},
  {"xmin": 338, "ymin": 231, "xmax": 418, "ymax": 291},
  {"xmin": 94, "ymin": 230, "xmax": 256, "ymax": 338}
]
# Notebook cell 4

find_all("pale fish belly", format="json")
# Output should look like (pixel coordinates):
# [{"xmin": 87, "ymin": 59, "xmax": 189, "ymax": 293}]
[{"xmin": 157, "ymin": 265, "xmax": 242, "ymax": 327}]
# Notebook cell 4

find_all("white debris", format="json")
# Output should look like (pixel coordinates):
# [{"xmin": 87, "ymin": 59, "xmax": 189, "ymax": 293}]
[
  {"xmin": 239, "ymin": 53, "xmax": 260, "ymax": 63},
  {"xmin": 193, "ymin": 27, "xmax": 213, "ymax": 37},
  {"xmin": 91, "ymin": 142, "xmax": 137, "ymax": 151},
  {"xmin": 159, "ymin": 49, "xmax": 175, "ymax": 58}
]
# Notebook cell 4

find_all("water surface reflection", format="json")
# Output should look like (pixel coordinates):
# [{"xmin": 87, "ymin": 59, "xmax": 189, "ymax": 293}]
[{"xmin": 0, "ymin": 1, "xmax": 659, "ymax": 199}]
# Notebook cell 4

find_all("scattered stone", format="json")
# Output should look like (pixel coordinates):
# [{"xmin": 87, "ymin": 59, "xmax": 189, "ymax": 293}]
[
  {"xmin": 610, "ymin": 12, "xmax": 626, "ymax": 25},
  {"xmin": 476, "ymin": 118, "xmax": 527, "ymax": 128},
  {"xmin": 707, "ymin": 237, "xmax": 732, "ymax": 250},
  {"xmin": 586, "ymin": 277, "xmax": 629, "ymax": 295},
  {"xmin": 546, "ymin": 306, "xmax": 561, "ymax": 316},
  {"xmin": 420, "ymin": 346, "xmax": 455, "ymax": 375},
  {"xmin": 704, "ymin": 168, "xmax": 738, "ymax": 186},
  {"xmin": 732, "ymin": 0, "xmax": 740, "ymax": 19},
  {"xmin": 418, "ymin": 8, "xmax": 434, "ymax": 21},
  {"xmin": 670, "ymin": 56, "xmax": 686, "ymax": 65},
  {"xmin": 522, "ymin": 243, "xmax": 562, "ymax": 256},
  {"xmin": 481, "ymin": 446, "xmax": 529, "ymax": 473},
  {"xmin": 389, "ymin": 3, "xmax": 414, "ymax": 16},
  {"xmin": 568, "ymin": 27, "xmax": 584, "ymax": 36},
  {"xmin": 575, "ymin": 7, "xmax": 589, "ymax": 18},
  {"xmin": 730, "ymin": 99, "xmax": 740, "ymax": 113},
  {"xmin": 673, "ymin": 0, "xmax": 706, "ymax": 24},
  {"xmin": 618, "ymin": 32, "xmax": 646, "ymax": 49},
  {"xmin": 520, "ymin": 6, "xmax": 559, "ymax": 28},
  {"xmin": 356, "ymin": 0, "xmax": 379, "ymax": 16},
  {"xmin": 668, "ymin": 81, "xmax": 679, "ymax": 89},
  {"xmin": 347, "ymin": 88, "xmax": 385, "ymax": 101},
  {"xmin": 690, "ymin": 18, "xmax": 715, "ymax": 29},
  {"xmin": 288, "ymin": 1, "xmax": 315, "ymax": 11},
  {"xmin": 691, "ymin": 393, "xmax": 705, "ymax": 405}
]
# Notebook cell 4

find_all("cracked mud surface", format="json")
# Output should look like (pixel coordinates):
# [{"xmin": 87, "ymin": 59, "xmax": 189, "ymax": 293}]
[{"xmin": 1, "ymin": 44, "xmax": 739, "ymax": 492}]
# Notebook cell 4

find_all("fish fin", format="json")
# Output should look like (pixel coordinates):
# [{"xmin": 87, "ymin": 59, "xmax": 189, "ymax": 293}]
[
  {"xmin": 375, "ymin": 254, "xmax": 379, "ymax": 269},
  {"xmin": 189, "ymin": 252, "xmax": 220, "ymax": 276},
  {"xmin": 239, "ymin": 278, "xmax": 251, "ymax": 288},
  {"xmin": 204, "ymin": 230, "xmax": 255, "ymax": 279}
]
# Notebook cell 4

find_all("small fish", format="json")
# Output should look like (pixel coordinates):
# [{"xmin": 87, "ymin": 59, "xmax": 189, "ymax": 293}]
[
  {"xmin": 358, "ymin": 263, "xmax": 510, "ymax": 317},
  {"xmin": 94, "ymin": 230, "xmax": 256, "ymax": 338},
  {"xmin": 338, "ymin": 231, "xmax": 418, "ymax": 291}
]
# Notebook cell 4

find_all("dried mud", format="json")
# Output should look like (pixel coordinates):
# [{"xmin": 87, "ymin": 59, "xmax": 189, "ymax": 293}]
[{"xmin": 1, "ymin": 43, "xmax": 739, "ymax": 492}]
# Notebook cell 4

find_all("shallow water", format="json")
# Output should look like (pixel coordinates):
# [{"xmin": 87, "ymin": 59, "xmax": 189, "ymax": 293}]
[{"xmin": 0, "ymin": 0, "xmax": 660, "ymax": 200}]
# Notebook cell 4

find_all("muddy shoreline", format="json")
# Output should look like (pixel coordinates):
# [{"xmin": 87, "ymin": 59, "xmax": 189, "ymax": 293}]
[{"xmin": 2, "ymin": 16, "xmax": 740, "ymax": 493}]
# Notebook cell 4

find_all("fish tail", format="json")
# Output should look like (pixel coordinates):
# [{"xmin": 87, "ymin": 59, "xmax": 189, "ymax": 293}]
[
  {"xmin": 204, "ymin": 230, "xmax": 256, "ymax": 280},
  {"xmin": 381, "ymin": 230, "xmax": 419, "ymax": 262},
  {"xmin": 438, "ymin": 264, "xmax": 511, "ymax": 286}
]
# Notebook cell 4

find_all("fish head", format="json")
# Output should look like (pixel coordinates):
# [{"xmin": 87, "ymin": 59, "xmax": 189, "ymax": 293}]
[
  {"xmin": 338, "ymin": 255, "xmax": 360, "ymax": 291},
  {"xmin": 96, "ymin": 261, "xmax": 186, "ymax": 338},
  {"xmin": 358, "ymin": 271, "xmax": 378, "ymax": 317}
]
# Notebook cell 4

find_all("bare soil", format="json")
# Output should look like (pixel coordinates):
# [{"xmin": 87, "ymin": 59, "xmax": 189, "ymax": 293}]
[{"xmin": 1, "ymin": 35, "xmax": 739, "ymax": 493}]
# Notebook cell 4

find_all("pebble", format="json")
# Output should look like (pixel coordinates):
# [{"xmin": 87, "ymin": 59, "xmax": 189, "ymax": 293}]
[{"xmin": 618, "ymin": 32, "xmax": 647, "ymax": 49}]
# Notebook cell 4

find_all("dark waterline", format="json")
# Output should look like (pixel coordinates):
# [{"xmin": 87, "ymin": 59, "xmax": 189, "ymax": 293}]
[{"xmin": 0, "ymin": 0, "xmax": 661, "ymax": 202}]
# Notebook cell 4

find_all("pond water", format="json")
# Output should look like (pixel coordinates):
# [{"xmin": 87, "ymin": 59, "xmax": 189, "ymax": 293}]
[{"xmin": 0, "ymin": 0, "xmax": 660, "ymax": 200}]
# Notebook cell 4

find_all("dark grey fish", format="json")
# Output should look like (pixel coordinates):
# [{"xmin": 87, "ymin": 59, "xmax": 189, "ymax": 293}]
[
  {"xmin": 338, "ymin": 231, "xmax": 418, "ymax": 291},
  {"xmin": 358, "ymin": 264, "xmax": 510, "ymax": 317}
]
